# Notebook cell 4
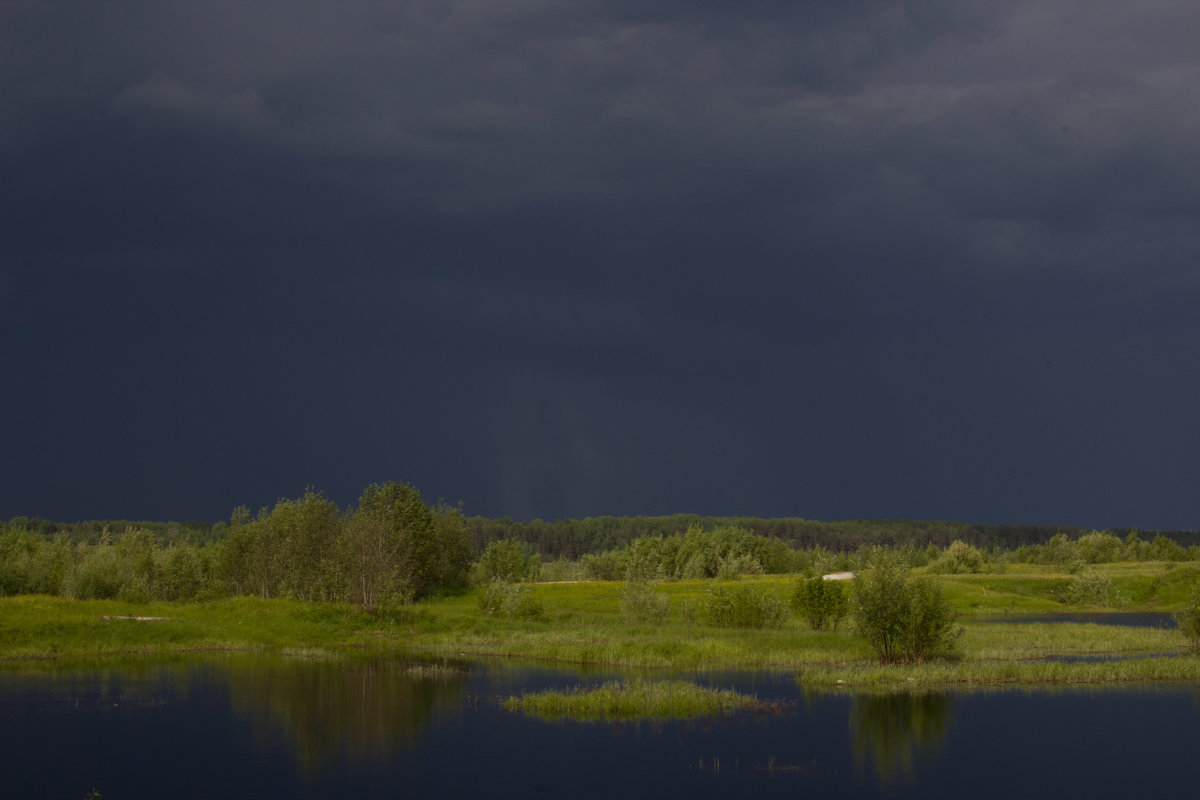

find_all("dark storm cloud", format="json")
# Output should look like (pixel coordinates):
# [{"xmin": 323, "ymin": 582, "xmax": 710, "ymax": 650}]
[{"xmin": 3, "ymin": 0, "xmax": 1199, "ymax": 526}]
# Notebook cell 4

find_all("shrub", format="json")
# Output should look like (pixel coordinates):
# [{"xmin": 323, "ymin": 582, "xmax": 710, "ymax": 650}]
[
  {"xmin": 715, "ymin": 553, "xmax": 764, "ymax": 580},
  {"xmin": 852, "ymin": 555, "xmax": 960, "ymax": 664},
  {"xmin": 678, "ymin": 553, "xmax": 710, "ymax": 580},
  {"xmin": 696, "ymin": 585, "xmax": 787, "ymax": 629},
  {"xmin": 1175, "ymin": 582, "xmax": 1200, "ymax": 647},
  {"xmin": 926, "ymin": 540, "xmax": 984, "ymax": 574},
  {"xmin": 118, "ymin": 574, "xmax": 152, "ymax": 604},
  {"xmin": 155, "ymin": 544, "xmax": 205, "ymax": 601},
  {"xmin": 620, "ymin": 580, "xmax": 670, "ymax": 624},
  {"xmin": 1042, "ymin": 533, "xmax": 1079, "ymax": 566},
  {"xmin": 1076, "ymin": 531, "xmax": 1123, "ymax": 564},
  {"xmin": 1067, "ymin": 569, "xmax": 1113, "ymax": 606},
  {"xmin": 479, "ymin": 579, "xmax": 547, "ymax": 622},
  {"xmin": 581, "ymin": 550, "xmax": 627, "ymax": 581},
  {"xmin": 1151, "ymin": 535, "xmax": 1189, "ymax": 562},
  {"xmin": 62, "ymin": 546, "xmax": 122, "ymax": 600},
  {"xmin": 625, "ymin": 538, "xmax": 669, "ymax": 583},
  {"xmin": 474, "ymin": 539, "xmax": 538, "ymax": 584},
  {"xmin": 791, "ymin": 576, "xmax": 849, "ymax": 630},
  {"xmin": 542, "ymin": 557, "xmax": 586, "ymax": 582}
]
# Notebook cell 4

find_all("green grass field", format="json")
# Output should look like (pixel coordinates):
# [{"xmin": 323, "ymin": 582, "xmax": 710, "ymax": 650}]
[{"xmin": 3, "ymin": 562, "xmax": 1198, "ymax": 686}]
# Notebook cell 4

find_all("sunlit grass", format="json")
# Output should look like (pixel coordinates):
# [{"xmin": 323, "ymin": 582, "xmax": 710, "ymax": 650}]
[
  {"xmin": 0, "ymin": 595, "xmax": 381, "ymax": 662},
  {"xmin": 3, "ymin": 564, "xmax": 1199, "ymax": 688}
]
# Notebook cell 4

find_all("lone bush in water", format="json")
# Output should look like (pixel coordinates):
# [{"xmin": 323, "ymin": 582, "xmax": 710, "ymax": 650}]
[
  {"xmin": 696, "ymin": 585, "xmax": 787, "ymax": 629},
  {"xmin": 791, "ymin": 576, "xmax": 849, "ymax": 631},
  {"xmin": 852, "ymin": 554, "xmax": 959, "ymax": 664}
]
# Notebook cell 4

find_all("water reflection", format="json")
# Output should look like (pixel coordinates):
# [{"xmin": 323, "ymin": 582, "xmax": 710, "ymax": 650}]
[
  {"xmin": 225, "ymin": 656, "xmax": 468, "ymax": 768},
  {"xmin": 8, "ymin": 658, "xmax": 1200, "ymax": 799},
  {"xmin": 849, "ymin": 692, "xmax": 955, "ymax": 786}
]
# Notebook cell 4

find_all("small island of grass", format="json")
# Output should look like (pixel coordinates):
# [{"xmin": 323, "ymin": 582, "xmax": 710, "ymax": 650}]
[{"xmin": 502, "ymin": 680, "xmax": 760, "ymax": 721}]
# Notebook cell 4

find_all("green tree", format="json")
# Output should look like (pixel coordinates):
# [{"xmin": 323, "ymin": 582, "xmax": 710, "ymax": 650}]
[
  {"xmin": 696, "ymin": 585, "xmax": 787, "ymax": 629},
  {"xmin": 791, "ymin": 576, "xmax": 849, "ymax": 630},
  {"xmin": 155, "ymin": 543, "xmax": 205, "ymax": 601},
  {"xmin": 1076, "ymin": 531, "xmax": 1123, "ymax": 564},
  {"xmin": 475, "ymin": 539, "xmax": 536, "ymax": 583},
  {"xmin": 267, "ymin": 491, "xmax": 345, "ymax": 602},
  {"xmin": 927, "ymin": 540, "xmax": 984, "ymax": 574},
  {"xmin": 852, "ymin": 553, "xmax": 960, "ymax": 664},
  {"xmin": 620, "ymin": 578, "xmax": 670, "ymax": 624},
  {"xmin": 429, "ymin": 500, "xmax": 473, "ymax": 590},
  {"xmin": 214, "ymin": 506, "xmax": 274, "ymax": 597},
  {"xmin": 1175, "ymin": 582, "xmax": 1200, "ymax": 647},
  {"xmin": 346, "ymin": 483, "xmax": 421, "ymax": 611},
  {"xmin": 1067, "ymin": 568, "xmax": 1113, "ymax": 606},
  {"xmin": 346, "ymin": 481, "xmax": 468, "ymax": 611}
]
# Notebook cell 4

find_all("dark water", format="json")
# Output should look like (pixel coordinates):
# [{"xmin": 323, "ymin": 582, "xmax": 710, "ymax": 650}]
[
  {"xmin": 976, "ymin": 611, "xmax": 1178, "ymax": 628},
  {"xmin": 4, "ymin": 655, "xmax": 1200, "ymax": 799}
]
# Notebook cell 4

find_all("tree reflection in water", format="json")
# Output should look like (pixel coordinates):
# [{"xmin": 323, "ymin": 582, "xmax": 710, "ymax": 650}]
[
  {"xmin": 849, "ymin": 691, "xmax": 955, "ymax": 787},
  {"xmin": 225, "ymin": 656, "xmax": 468, "ymax": 769}
]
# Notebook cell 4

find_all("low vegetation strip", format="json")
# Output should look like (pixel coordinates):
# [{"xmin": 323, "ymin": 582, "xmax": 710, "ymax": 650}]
[
  {"xmin": 799, "ymin": 656, "xmax": 1200, "ymax": 688},
  {"xmin": 502, "ymin": 680, "xmax": 759, "ymax": 721},
  {"xmin": 4, "ymin": 564, "xmax": 1200, "ymax": 688}
]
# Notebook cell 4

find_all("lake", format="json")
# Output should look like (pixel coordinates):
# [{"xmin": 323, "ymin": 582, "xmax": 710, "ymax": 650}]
[{"xmin": 4, "ymin": 655, "xmax": 1199, "ymax": 799}]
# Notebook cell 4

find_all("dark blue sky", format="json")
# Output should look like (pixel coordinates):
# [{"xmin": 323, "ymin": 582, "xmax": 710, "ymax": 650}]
[{"xmin": 3, "ymin": 1, "xmax": 1198, "ymax": 528}]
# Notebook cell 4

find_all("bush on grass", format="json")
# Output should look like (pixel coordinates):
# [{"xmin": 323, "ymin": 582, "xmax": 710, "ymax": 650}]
[
  {"xmin": 926, "ymin": 540, "xmax": 985, "ymax": 574},
  {"xmin": 620, "ymin": 580, "xmax": 671, "ymax": 624},
  {"xmin": 479, "ymin": 579, "xmax": 547, "ymax": 622},
  {"xmin": 696, "ymin": 585, "xmax": 787, "ymax": 629},
  {"xmin": 1175, "ymin": 582, "xmax": 1200, "ymax": 647},
  {"xmin": 1067, "ymin": 569, "xmax": 1113, "ymax": 606},
  {"xmin": 791, "ymin": 576, "xmax": 849, "ymax": 631}
]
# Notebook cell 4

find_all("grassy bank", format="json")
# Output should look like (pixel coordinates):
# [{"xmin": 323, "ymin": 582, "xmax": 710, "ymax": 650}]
[
  {"xmin": 799, "ymin": 656, "xmax": 1200, "ymax": 689},
  {"xmin": 3, "ymin": 563, "xmax": 1198, "ymax": 686},
  {"xmin": 0, "ymin": 595, "xmax": 389, "ymax": 664}
]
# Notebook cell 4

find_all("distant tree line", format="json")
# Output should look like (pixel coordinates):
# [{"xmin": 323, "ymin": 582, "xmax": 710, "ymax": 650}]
[
  {"xmin": 11, "ymin": 511, "xmax": 1200, "ymax": 560},
  {"xmin": 5, "ymin": 517, "xmax": 221, "ymax": 545},
  {"xmin": 463, "ymin": 515, "xmax": 1200, "ymax": 560},
  {"xmin": 578, "ymin": 526, "xmax": 1200, "ymax": 583}
]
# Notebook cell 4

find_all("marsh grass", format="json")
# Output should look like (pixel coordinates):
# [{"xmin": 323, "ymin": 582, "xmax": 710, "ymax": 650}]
[
  {"xmin": 799, "ymin": 655, "xmax": 1200, "ymax": 688},
  {"xmin": 280, "ymin": 647, "xmax": 342, "ymax": 660},
  {"xmin": 403, "ymin": 662, "xmax": 464, "ymax": 678},
  {"xmin": 503, "ymin": 680, "xmax": 757, "ymax": 720}
]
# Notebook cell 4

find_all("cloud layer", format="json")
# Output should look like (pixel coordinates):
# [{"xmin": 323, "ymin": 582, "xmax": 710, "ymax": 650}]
[{"xmin": 3, "ymin": 1, "xmax": 1198, "ymax": 527}]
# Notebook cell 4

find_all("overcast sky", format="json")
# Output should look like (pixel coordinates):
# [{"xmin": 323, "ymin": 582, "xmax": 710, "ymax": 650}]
[{"xmin": 3, "ymin": 1, "xmax": 1199, "ymax": 528}]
